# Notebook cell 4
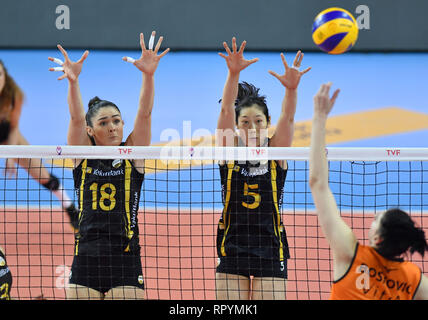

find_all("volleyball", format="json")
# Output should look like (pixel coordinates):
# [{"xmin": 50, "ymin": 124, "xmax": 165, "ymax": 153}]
[{"xmin": 312, "ymin": 7, "xmax": 359, "ymax": 54}]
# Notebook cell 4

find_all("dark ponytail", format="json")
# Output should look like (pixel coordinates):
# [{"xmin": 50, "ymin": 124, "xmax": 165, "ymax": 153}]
[
  {"xmin": 376, "ymin": 208, "xmax": 428, "ymax": 260},
  {"xmin": 86, "ymin": 96, "xmax": 121, "ymax": 145}
]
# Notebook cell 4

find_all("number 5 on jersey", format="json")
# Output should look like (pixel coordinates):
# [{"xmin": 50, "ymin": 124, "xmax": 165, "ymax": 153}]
[
  {"xmin": 242, "ymin": 182, "xmax": 260, "ymax": 209},
  {"xmin": 89, "ymin": 182, "xmax": 117, "ymax": 211}
]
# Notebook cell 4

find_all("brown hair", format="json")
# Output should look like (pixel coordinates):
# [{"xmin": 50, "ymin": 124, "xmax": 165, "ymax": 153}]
[
  {"xmin": 0, "ymin": 60, "xmax": 24, "ymax": 111},
  {"xmin": 0, "ymin": 60, "xmax": 24, "ymax": 142}
]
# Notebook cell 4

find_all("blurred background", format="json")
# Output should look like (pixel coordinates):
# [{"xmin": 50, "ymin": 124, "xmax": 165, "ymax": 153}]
[{"xmin": 0, "ymin": 0, "xmax": 427, "ymax": 148}]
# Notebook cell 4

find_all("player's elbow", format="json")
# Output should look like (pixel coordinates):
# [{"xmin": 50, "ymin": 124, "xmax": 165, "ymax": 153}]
[
  {"xmin": 309, "ymin": 174, "xmax": 327, "ymax": 191},
  {"xmin": 219, "ymin": 107, "xmax": 234, "ymax": 119},
  {"xmin": 309, "ymin": 173, "xmax": 319, "ymax": 188}
]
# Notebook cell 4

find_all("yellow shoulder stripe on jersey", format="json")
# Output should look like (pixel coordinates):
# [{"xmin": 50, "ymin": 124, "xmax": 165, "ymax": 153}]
[
  {"xmin": 220, "ymin": 161, "xmax": 234, "ymax": 257},
  {"xmin": 124, "ymin": 160, "xmax": 133, "ymax": 252},
  {"xmin": 75, "ymin": 159, "xmax": 88, "ymax": 256},
  {"xmin": 271, "ymin": 160, "xmax": 284, "ymax": 261}
]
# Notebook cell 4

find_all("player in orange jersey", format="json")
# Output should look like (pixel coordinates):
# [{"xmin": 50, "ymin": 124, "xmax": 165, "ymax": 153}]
[{"xmin": 309, "ymin": 82, "xmax": 428, "ymax": 300}]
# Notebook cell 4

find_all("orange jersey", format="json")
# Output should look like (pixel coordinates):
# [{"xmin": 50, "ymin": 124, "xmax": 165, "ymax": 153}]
[{"xmin": 330, "ymin": 243, "xmax": 422, "ymax": 300}]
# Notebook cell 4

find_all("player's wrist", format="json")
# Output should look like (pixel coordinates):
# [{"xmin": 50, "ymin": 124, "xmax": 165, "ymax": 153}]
[{"xmin": 312, "ymin": 112, "xmax": 328, "ymax": 123}]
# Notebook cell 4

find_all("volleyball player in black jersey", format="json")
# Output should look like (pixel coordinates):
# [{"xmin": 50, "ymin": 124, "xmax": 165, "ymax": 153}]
[
  {"xmin": 0, "ymin": 246, "xmax": 12, "ymax": 300},
  {"xmin": 216, "ymin": 37, "xmax": 311, "ymax": 299},
  {"xmin": 49, "ymin": 31, "xmax": 169, "ymax": 299}
]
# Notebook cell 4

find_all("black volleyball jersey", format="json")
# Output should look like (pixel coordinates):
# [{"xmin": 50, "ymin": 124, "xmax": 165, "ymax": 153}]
[
  {"xmin": 218, "ymin": 160, "xmax": 290, "ymax": 261},
  {"xmin": 0, "ymin": 249, "xmax": 12, "ymax": 300},
  {"xmin": 73, "ymin": 159, "xmax": 144, "ymax": 256}
]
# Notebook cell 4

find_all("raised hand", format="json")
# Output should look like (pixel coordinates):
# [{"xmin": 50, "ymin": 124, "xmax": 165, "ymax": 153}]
[
  {"xmin": 123, "ymin": 31, "xmax": 170, "ymax": 75},
  {"xmin": 218, "ymin": 37, "xmax": 259, "ymax": 74},
  {"xmin": 313, "ymin": 82, "xmax": 340, "ymax": 117},
  {"xmin": 268, "ymin": 51, "xmax": 311, "ymax": 90},
  {"xmin": 48, "ymin": 45, "xmax": 89, "ymax": 81}
]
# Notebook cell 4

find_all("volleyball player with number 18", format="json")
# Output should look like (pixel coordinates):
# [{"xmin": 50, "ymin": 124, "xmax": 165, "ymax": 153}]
[{"xmin": 49, "ymin": 31, "xmax": 169, "ymax": 300}]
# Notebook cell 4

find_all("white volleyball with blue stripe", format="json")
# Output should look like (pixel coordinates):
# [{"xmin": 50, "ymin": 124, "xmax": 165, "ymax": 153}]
[{"xmin": 312, "ymin": 7, "xmax": 359, "ymax": 54}]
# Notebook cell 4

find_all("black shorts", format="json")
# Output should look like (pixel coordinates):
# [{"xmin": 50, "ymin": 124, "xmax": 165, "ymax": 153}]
[
  {"xmin": 216, "ymin": 256, "xmax": 288, "ymax": 279},
  {"xmin": 69, "ymin": 253, "xmax": 145, "ymax": 294}
]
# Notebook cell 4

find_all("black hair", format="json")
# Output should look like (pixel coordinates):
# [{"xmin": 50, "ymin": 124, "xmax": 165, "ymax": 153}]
[
  {"xmin": 86, "ymin": 96, "xmax": 121, "ymax": 127},
  {"xmin": 219, "ymin": 82, "xmax": 270, "ymax": 125},
  {"xmin": 0, "ymin": 119, "xmax": 11, "ymax": 143},
  {"xmin": 376, "ymin": 208, "xmax": 428, "ymax": 260},
  {"xmin": 86, "ymin": 97, "xmax": 121, "ymax": 145}
]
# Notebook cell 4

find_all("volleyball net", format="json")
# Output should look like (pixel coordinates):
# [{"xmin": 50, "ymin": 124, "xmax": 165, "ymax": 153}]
[{"xmin": 0, "ymin": 145, "xmax": 427, "ymax": 300}]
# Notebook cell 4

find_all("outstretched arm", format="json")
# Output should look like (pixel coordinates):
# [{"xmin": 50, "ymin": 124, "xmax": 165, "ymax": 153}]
[
  {"xmin": 6, "ymin": 92, "xmax": 24, "ymax": 146},
  {"xmin": 269, "ymin": 51, "xmax": 311, "ymax": 148},
  {"xmin": 414, "ymin": 274, "xmax": 428, "ymax": 300},
  {"xmin": 123, "ymin": 31, "xmax": 169, "ymax": 146},
  {"xmin": 309, "ymin": 83, "xmax": 356, "ymax": 280},
  {"xmin": 49, "ymin": 45, "xmax": 90, "ymax": 146},
  {"xmin": 216, "ymin": 37, "xmax": 258, "ymax": 146}
]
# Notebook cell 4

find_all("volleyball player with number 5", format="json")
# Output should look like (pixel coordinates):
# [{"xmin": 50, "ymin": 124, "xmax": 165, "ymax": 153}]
[
  {"xmin": 215, "ymin": 37, "xmax": 311, "ymax": 299},
  {"xmin": 49, "ymin": 31, "xmax": 169, "ymax": 299}
]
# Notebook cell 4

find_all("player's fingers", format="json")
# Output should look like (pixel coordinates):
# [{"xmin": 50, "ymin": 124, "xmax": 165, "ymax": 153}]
[
  {"xmin": 223, "ymin": 42, "xmax": 232, "ymax": 56},
  {"xmin": 123, "ymin": 57, "xmax": 136, "ymax": 63},
  {"xmin": 231, "ymin": 37, "xmax": 237, "ymax": 52},
  {"xmin": 48, "ymin": 57, "xmax": 64, "ymax": 66},
  {"xmin": 331, "ymin": 88, "xmax": 340, "ymax": 105},
  {"xmin": 238, "ymin": 40, "xmax": 247, "ymax": 54},
  {"xmin": 280, "ymin": 53, "xmax": 289, "ymax": 69},
  {"xmin": 268, "ymin": 70, "xmax": 281, "ymax": 81},
  {"xmin": 316, "ymin": 83, "xmax": 326, "ymax": 96},
  {"xmin": 300, "ymin": 52, "xmax": 305, "ymax": 65},
  {"xmin": 325, "ymin": 82, "xmax": 333, "ymax": 94},
  {"xmin": 154, "ymin": 36, "xmax": 163, "ymax": 54},
  {"xmin": 301, "ymin": 66, "xmax": 312, "ymax": 75},
  {"xmin": 140, "ymin": 33, "xmax": 146, "ymax": 51},
  {"xmin": 57, "ymin": 44, "xmax": 69, "ymax": 60},
  {"xmin": 218, "ymin": 52, "xmax": 227, "ymax": 59},
  {"xmin": 158, "ymin": 47, "xmax": 170, "ymax": 58},
  {"xmin": 292, "ymin": 50, "xmax": 301, "ymax": 66},
  {"xmin": 148, "ymin": 31, "xmax": 156, "ymax": 50},
  {"xmin": 297, "ymin": 51, "xmax": 304, "ymax": 66},
  {"xmin": 77, "ymin": 50, "xmax": 89, "ymax": 64},
  {"xmin": 49, "ymin": 67, "xmax": 64, "ymax": 72},
  {"xmin": 247, "ymin": 57, "xmax": 259, "ymax": 66}
]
